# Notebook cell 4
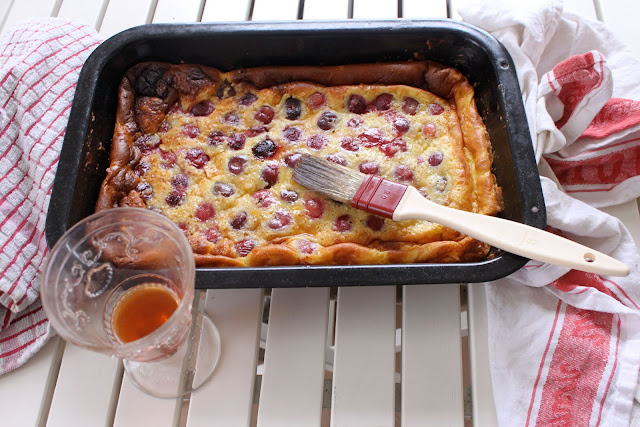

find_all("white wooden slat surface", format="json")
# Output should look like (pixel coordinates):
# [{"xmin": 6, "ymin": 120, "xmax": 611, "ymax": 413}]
[
  {"xmin": 113, "ymin": 375, "xmax": 182, "ymax": 427},
  {"xmin": 331, "ymin": 286, "xmax": 396, "ymax": 427},
  {"xmin": 303, "ymin": 0, "xmax": 349, "ymax": 20},
  {"xmin": 402, "ymin": 284, "xmax": 464, "ymax": 427},
  {"xmin": 46, "ymin": 344, "xmax": 122, "ymax": 427},
  {"xmin": 200, "ymin": 0, "xmax": 251, "ymax": 22},
  {"xmin": 152, "ymin": 0, "xmax": 203, "ymax": 23},
  {"xmin": 467, "ymin": 284, "xmax": 499, "ymax": 427},
  {"xmin": 402, "ymin": 0, "xmax": 448, "ymax": 19},
  {"xmin": 252, "ymin": 0, "xmax": 299, "ymax": 21},
  {"xmin": 256, "ymin": 287, "xmax": 330, "ymax": 427},
  {"xmin": 352, "ymin": 0, "xmax": 397, "ymax": 19},
  {"xmin": 99, "ymin": 0, "xmax": 155, "ymax": 38},
  {"xmin": 3, "ymin": 0, "xmax": 57, "ymax": 31},
  {"xmin": 0, "ymin": 337, "xmax": 63, "ymax": 427},
  {"xmin": 56, "ymin": 0, "xmax": 107, "ymax": 29},
  {"xmin": 0, "ymin": 0, "xmax": 15, "ymax": 32},
  {"xmin": 186, "ymin": 289, "xmax": 263, "ymax": 427}
]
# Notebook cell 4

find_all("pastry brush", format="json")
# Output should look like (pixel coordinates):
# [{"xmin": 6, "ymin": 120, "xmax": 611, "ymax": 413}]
[{"xmin": 292, "ymin": 154, "xmax": 629, "ymax": 277}]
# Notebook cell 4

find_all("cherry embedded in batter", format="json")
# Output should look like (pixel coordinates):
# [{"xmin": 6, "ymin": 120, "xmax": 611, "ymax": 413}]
[
  {"xmin": 245, "ymin": 126, "xmax": 267, "ymax": 137},
  {"xmin": 402, "ymin": 97, "xmax": 419, "ymax": 115},
  {"xmin": 267, "ymin": 210, "xmax": 293, "ymax": 230},
  {"xmin": 165, "ymin": 191, "xmax": 185, "ymax": 207},
  {"xmin": 252, "ymin": 138, "xmax": 278, "ymax": 159},
  {"xmin": 191, "ymin": 100, "xmax": 215, "ymax": 116},
  {"xmin": 393, "ymin": 117, "xmax": 410, "ymax": 134},
  {"xmin": 134, "ymin": 161, "xmax": 150, "ymax": 176},
  {"xmin": 230, "ymin": 212, "xmax": 248, "ymax": 229},
  {"xmin": 228, "ymin": 155, "xmax": 248, "ymax": 175},
  {"xmin": 213, "ymin": 182, "xmax": 235, "ymax": 197},
  {"xmin": 284, "ymin": 153, "xmax": 302, "ymax": 167},
  {"xmin": 195, "ymin": 203, "xmax": 216, "ymax": 221},
  {"xmin": 283, "ymin": 126, "xmax": 302, "ymax": 142},
  {"xmin": 253, "ymin": 189, "xmax": 276, "ymax": 207},
  {"xmin": 317, "ymin": 111, "xmax": 338, "ymax": 130},
  {"xmin": 429, "ymin": 103, "xmax": 444, "ymax": 115},
  {"xmin": 185, "ymin": 148, "xmax": 210, "ymax": 169},
  {"xmin": 297, "ymin": 239, "xmax": 317, "ymax": 254},
  {"xmin": 340, "ymin": 137, "xmax": 360, "ymax": 152},
  {"xmin": 358, "ymin": 128, "xmax": 385, "ymax": 147},
  {"xmin": 254, "ymin": 106, "xmax": 275, "ymax": 124},
  {"xmin": 160, "ymin": 149, "xmax": 177, "ymax": 169},
  {"xmin": 307, "ymin": 134, "xmax": 327, "ymax": 150},
  {"xmin": 208, "ymin": 130, "xmax": 226, "ymax": 146},
  {"xmin": 171, "ymin": 173, "xmax": 188, "ymax": 190},
  {"xmin": 347, "ymin": 94, "xmax": 367, "ymax": 114},
  {"xmin": 284, "ymin": 98, "xmax": 302, "ymax": 120},
  {"xmin": 423, "ymin": 123, "xmax": 437, "ymax": 138},
  {"xmin": 347, "ymin": 117, "xmax": 362, "ymax": 128},
  {"xmin": 261, "ymin": 163, "xmax": 279, "ymax": 187},
  {"xmin": 435, "ymin": 177, "xmax": 448, "ymax": 192},
  {"xmin": 371, "ymin": 93, "xmax": 393, "ymax": 111},
  {"xmin": 334, "ymin": 215, "xmax": 353, "ymax": 232},
  {"xmin": 204, "ymin": 226, "xmax": 220, "ymax": 243},
  {"xmin": 135, "ymin": 182, "xmax": 153, "ymax": 201},
  {"xmin": 304, "ymin": 196, "xmax": 325, "ymax": 219},
  {"xmin": 359, "ymin": 161, "xmax": 380, "ymax": 175},
  {"xmin": 239, "ymin": 92, "xmax": 258, "ymax": 106},
  {"xmin": 366, "ymin": 215, "xmax": 384, "ymax": 231},
  {"xmin": 227, "ymin": 133, "xmax": 246, "ymax": 150},
  {"xmin": 394, "ymin": 165, "xmax": 414, "ymax": 182},
  {"xmin": 235, "ymin": 239, "xmax": 255, "ymax": 256},
  {"xmin": 182, "ymin": 123, "xmax": 201, "ymax": 138},
  {"xmin": 224, "ymin": 112, "xmax": 240, "ymax": 125},
  {"xmin": 307, "ymin": 92, "xmax": 326, "ymax": 109},
  {"xmin": 134, "ymin": 135, "xmax": 161, "ymax": 154},
  {"xmin": 428, "ymin": 152, "xmax": 443, "ymax": 167}
]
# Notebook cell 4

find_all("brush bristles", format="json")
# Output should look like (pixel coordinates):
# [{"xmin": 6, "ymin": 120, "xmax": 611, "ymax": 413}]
[{"xmin": 293, "ymin": 154, "xmax": 365, "ymax": 204}]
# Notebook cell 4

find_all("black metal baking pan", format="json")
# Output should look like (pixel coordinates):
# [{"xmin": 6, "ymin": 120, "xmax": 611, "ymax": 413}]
[{"xmin": 46, "ymin": 20, "xmax": 545, "ymax": 288}]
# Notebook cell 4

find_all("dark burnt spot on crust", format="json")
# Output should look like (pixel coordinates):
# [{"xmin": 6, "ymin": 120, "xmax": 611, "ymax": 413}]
[{"xmin": 133, "ymin": 63, "xmax": 170, "ymax": 98}]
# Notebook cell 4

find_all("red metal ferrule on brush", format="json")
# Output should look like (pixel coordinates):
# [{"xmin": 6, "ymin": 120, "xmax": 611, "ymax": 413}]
[{"xmin": 351, "ymin": 175, "xmax": 408, "ymax": 219}]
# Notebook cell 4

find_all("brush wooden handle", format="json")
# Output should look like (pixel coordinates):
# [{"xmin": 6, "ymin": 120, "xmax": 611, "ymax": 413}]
[{"xmin": 393, "ymin": 187, "xmax": 629, "ymax": 277}]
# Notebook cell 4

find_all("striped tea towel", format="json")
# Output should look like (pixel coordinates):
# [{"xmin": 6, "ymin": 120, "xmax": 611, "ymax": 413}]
[
  {"xmin": 459, "ymin": 0, "xmax": 640, "ymax": 425},
  {"xmin": 0, "ymin": 18, "xmax": 101, "ymax": 373}
]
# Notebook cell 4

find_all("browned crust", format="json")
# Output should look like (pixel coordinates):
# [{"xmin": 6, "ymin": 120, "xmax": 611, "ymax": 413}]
[{"xmin": 97, "ymin": 61, "xmax": 501, "ymax": 267}]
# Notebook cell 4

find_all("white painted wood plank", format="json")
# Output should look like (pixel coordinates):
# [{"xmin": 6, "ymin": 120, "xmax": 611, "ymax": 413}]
[
  {"xmin": 402, "ymin": 284, "xmax": 464, "ymax": 427},
  {"xmin": 352, "ymin": 0, "xmax": 397, "ymax": 19},
  {"xmin": 99, "ymin": 0, "xmax": 155, "ymax": 39},
  {"xmin": 303, "ymin": 0, "xmax": 349, "ymax": 20},
  {"xmin": 152, "ymin": 0, "xmax": 203, "ymax": 23},
  {"xmin": 187, "ymin": 289, "xmax": 264, "ymax": 427},
  {"xmin": 0, "ymin": 337, "xmax": 63, "ymax": 426},
  {"xmin": 599, "ymin": 1, "xmax": 640, "ymax": 64},
  {"xmin": 47, "ymin": 344, "xmax": 122, "ymax": 427},
  {"xmin": 564, "ymin": 0, "xmax": 597, "ymax": 21},
  {"xmin": 3, "ymin": 0, "xmax": 57, "ymax": 31},
  {"xmin": 257, "ymin": 287, "xmax": 330, "ymax": 427},
  {"xmin": 201, "ymin": 0, "xmax": 251, "ymax": 22},
  {"xmin": 56, "ymin": 0, "xmax": 107, "ymax": 30},
  {"xmin": 252, "ymin": 0, "xmax": 299, "ymax": 21},
  {"xmin": 113, "ymin": 375, "xmax": 181, "ymax": 427},
  {"xmin": 467, "ymin": 283, "xmax": 498, "ymax": 427},
  {"xmin": 331, "ymin": 286, "xmax": 396, "ymax": 427},
  {"xmin": 402, "ymin": 0, "xmax": 448, "ymax": 19},
  {"xmin": 0, "ymin": 0, "xmax": 15, "ymax": 33}
]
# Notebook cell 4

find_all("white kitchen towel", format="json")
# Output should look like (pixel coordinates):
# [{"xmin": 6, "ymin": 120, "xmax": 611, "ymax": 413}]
[
  {"xmin": 0, "ymin": 19, "xmax": 101, "ymax": 373},
  {"xmin": 459, "ymin": 0, "xmax": 640, "ymax": 425}
]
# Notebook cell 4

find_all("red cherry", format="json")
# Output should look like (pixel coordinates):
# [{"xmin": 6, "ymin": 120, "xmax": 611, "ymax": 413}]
[
  {"xmin": 185, "ymin": 148, "xmax": 210, "ymax": 169},
  {"xmin": 359, "ymin": 161, "xmax": 380, "ymax": 175},
  {"xmin": 230, "ymin": 212, "xmax": 248, "ymax": 229},
  {"xmin": 308, "ymin": 92, "xmax": 326, "ymax": 109},
  {"xmin": 423, "ymin": 123, "xmax": 437, "ymax": 138},
  {"xmin": 334, "ymin": 215, "xmax": 352, "ymax": 232},
  {"xmin": 261, "ymin": 163, "xmax": 279, "ymax": 187},
  {"xmin": 307, "ymin": 135, "xmax": 327, "ymax": 150},
  {"xmin": 235, "ymin": 239, "xmax": 255, "ymax": 256},
  {"xmin": 371, "ymin": 93, "xmax": 393, "ymax": 111},
  {"xmin": 402, "ymin": 97, "xmax": 419, "ymax": 115},
  {"xmin": 304, "ymin": 196, "xmax": 325, "ymax": 219},
  {"xmin": 191, "ymin": 100, "xmax": 215, "ymax": 116},
  {"xmin": 429, "ymin": 103, "xmax": 444, "ymax": 115},
  {"xmin": 394, "ymin": 165, "xmax": 414, "ymax": 182},
  {"xmin": 366, "ymin": 215, "xmax": 384, "ymax": 231},
  {"xmin": 254, "ymin": 106, "xmax": 275, "ymax": 124},
  {"xmin": 182, "ymin": 123, "xmax": 200, "ymax": 138},
  {"xmin": 253, "ymin": 189, "xmax": 276, "ymax": 208},
  {"xmin": 267, "ymin": 210, "xmax": 293, "ymax": 230},
  {"xmin": 428, "ymin": 152, "xmax": 443, "ymax": 167},
  {"xmin": 195, "ymin": 203, "xmax": 216, "ymax": 221}
]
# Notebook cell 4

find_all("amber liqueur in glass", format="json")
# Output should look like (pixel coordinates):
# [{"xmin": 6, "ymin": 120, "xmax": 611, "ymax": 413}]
[{"xmin": 111, "ymin": 283, "xmax": 179, "ymax": 343}]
